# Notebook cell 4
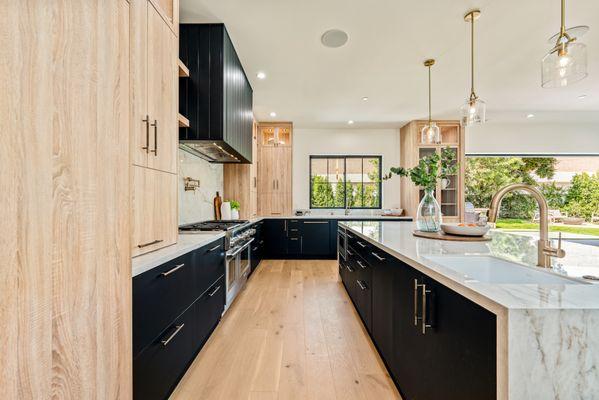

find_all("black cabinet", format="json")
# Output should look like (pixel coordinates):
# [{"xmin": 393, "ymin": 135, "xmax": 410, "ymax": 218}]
[
  {"xmin": 263, "ymin": 219, "xmax": 337, "ymax": 259},
  {"xmin": 250, "ymin": 221, "xmax": 265, "ymax": 273},
  {"xmin": 133, "ymin": 238, "xmax": 226, "ymax": 400},
  {"xmin": 179, "ymin": 24, "xmax": 253, "ymax": 163},
  {"xmin": 339, "ymin": 227, "xmax": 496, "ymax": 400},
  {"xmin": 300, "ymin": 220, "xmax": 331, "ymax": 256}
]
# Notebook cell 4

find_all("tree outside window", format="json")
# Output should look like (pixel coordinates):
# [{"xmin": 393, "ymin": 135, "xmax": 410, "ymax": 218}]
[{"xmin": 310, "ymin": 156, "xmax": 381, "ymax": 209}]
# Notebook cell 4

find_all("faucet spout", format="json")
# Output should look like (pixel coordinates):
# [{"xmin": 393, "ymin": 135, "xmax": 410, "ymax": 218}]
[{"xmin": 488, "ymin": 183, "xmax": 565, "ymax": 268}]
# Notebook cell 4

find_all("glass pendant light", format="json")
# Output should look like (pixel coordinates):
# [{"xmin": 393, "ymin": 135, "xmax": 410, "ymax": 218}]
[
  {"xmin": 541, "ymin": 0, "xmax": 589, "ymax": 88},
  {"xmin": 421, "ymin": 59, "xmax": 440, "ymax": 144},
  {"xmin": 460, "ymin": 9, "xmax": 486, "ymax": 126}
]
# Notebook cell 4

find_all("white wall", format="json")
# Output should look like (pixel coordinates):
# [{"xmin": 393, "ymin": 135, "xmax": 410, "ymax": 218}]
[
  {"xmin": 292, "ymin": 128, "xmax": 401, "ymax": 210},
  {"xmin": 178, "ymin": 149, "xmax": 223, "ymax": 224},
  {"xmin": 466, "ymin": 122, "xmax": 599, "ymax": 154}
]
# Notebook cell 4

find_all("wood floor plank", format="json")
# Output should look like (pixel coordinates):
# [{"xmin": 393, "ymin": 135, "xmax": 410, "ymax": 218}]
[{"xmin": 171, "ymin": 260, "xmax": 401, "ymax": 400}]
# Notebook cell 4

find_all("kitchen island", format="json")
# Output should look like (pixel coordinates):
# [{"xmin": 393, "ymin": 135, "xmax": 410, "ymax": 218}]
[{"xmin": 339, "ymin": 221, "xmax": 599, "ymax": 400}]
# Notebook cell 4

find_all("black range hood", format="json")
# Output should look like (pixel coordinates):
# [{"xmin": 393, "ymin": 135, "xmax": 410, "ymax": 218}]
[{"xmin": 179, "ymin": 24, "xmax": 253, "ymax": 163}]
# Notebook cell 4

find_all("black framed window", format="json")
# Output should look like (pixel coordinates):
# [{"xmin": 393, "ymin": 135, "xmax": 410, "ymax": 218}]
[{"xmin": 310, "ymin": 155, "xmax": 382, "ymax": 209}]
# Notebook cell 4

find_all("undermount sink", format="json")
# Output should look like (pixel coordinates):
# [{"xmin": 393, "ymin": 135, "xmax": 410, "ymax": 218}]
[{"xmin": 424, "ymin": 255, "xmax": 588, "ymax": 285}]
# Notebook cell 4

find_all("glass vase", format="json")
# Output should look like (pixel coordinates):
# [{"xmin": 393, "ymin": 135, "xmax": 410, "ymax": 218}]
[{"xmin": 417, "ymin": 188, "xmax": 442, "ymax": 232}]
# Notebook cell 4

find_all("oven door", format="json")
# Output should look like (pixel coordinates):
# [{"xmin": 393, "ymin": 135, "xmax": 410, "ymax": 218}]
[{"xmin": 225, "ymin": 239, "xmax": 253, "ymax": 309}]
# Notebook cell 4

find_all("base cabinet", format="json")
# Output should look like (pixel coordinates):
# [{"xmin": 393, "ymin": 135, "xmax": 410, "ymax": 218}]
[
  {"xmin": 339, "ymin": 227, "xmax": 496, "ymax": 400},
  {"xmin": 133, "ymin": 239, "xmax": 225, "ymax": 400},
  {"xmin": 263, "ymin": 219, "xmax": 338, "ymax": 259}
]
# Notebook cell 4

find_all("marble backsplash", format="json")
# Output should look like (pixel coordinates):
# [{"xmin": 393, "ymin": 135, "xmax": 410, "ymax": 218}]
[{"xmin": 178, "ymin": 148, "xmax": 223, "ymax": 225}]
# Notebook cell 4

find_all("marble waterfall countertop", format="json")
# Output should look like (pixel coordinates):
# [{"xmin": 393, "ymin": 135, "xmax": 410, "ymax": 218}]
[{"xmin": 340, "ymin": 221, "xmax": 599, "ymax": 399}]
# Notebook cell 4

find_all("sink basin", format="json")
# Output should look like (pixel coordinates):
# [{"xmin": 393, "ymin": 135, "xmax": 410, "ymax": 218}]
[{"xmin": 424, "ymin": 255, "xmax": 587, "ymax": 285}]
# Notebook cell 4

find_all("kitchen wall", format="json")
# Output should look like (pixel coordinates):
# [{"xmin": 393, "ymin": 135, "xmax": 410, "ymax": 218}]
[
  {"xmin": 293, "ymin": 128, "xmax": 401, "ymax": 211},
  {"xmin": 466, "ymin": 122, "xmax": 599, "ymax": 154},
  {"xmin": 178, "ymin": 148, "xmax": 223, "ymax": 224}
]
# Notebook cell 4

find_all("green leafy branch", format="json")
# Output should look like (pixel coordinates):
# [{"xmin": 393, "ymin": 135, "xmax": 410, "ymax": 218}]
[{"xmin": 383, "ymin": 147, "xmax": 458, "ymax": 191}]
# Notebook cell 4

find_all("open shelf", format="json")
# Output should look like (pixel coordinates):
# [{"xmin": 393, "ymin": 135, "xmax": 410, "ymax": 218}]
[
  {"xmin": 178, "ymin": 59, "xmax": 190, "ymax": 78},
  {"xmin": 178, "ymin": 113, "xmax": 190, "ymax": 128}
]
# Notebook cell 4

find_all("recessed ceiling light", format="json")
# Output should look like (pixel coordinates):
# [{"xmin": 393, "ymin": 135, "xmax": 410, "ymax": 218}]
[
  {"xmin": 362, "ymin": 97, "xmax": 369, "ymax": 101},
  {"xmin": 348, "ymin": 120, "xmax": 354, "ymax": 125},
  {"xmin": 257, "ymin": 71, "xmax": 266, "ymax": 80},
  {"xmin": 269, "ymin": 112, "xmax": 277, "ymax": 117},
  {"xmin": 526, "ymin": 114, "xmax": 535, "ymax": 119},
  {"xmin": 321, "ymin": 29, "xmax": 349, "ymax": 48},
  {"xmin": 578, "ymin": 94, "xmax": 587, "ymax": 99}
]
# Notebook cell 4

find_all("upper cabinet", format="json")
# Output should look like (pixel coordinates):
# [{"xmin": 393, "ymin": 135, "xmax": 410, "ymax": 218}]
[
  {"xmin": 179, "ymin": 24, "xmax": 254, "ymax": 163},
  {"xmin": 148, "ymin": 0, "xmax": 179, "ymax": 36},
  {"xmin": 400, "ymin": 120, "xmax": 465, "ymax": 222},
  {"xmin": 131, "ymin": 0, "xmax": 178, "ymax": 174}
]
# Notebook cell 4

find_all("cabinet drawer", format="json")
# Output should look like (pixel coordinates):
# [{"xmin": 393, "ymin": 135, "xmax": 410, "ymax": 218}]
[
  {"xmin": 287, "ymin": 236, "xmax": 302, "ymax": 254},
  {"xmin": 133, "ymin": 302, "xmax": 195, "ymax": 400},
  {"xmin": 194, "ymin": 239, "xmax": 225, "ymax": 296},
  {"xmin": 195, "ymin": 276, "xmax": 225, "ymax": 345},
  {"xmin": 133, "ymin": 253, "xmax": 195, "ymax": 357}
]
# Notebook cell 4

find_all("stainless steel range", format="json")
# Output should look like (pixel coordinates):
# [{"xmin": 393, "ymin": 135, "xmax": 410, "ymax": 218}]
[{"xmin": 179, "ymin": 220, "xmax": 256, "ymax": 310}]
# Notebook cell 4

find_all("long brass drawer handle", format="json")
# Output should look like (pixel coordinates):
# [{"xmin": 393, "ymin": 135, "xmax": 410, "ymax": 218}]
[
  {"xmin": 162, "ymin": 263, "xmax": 184, "ymax": 277},
  {"xmin": 304, "ymin": 221, "xmax": 328, "ymax": 224},
  {"xmin": 207, "ymin": 244, "xmax": 221, "ymax": 253},
  {"xmin": 289, "ymin": 237, "xmax": 299, "ymax": 241},
  {"xmin": 347, "ymin": 249, "xmax": 353, "ymax": 256},
  {"xmin": 150, "ymin": 119, "xmax": 158, "ymax": 155},
  {"xmin": 208, "ymin": 285, "xmax": 221, "ymax": 297},
  {"xmin": 356, "ymin": 260, "xmax": 367, "ymax": 269},
  {"xmin": 345, "ymin": 265, "xmax": 354, "ymax": 273},
  {"xmin": 161, "ymin": 324, "xmax": 185, "ymax": 346},
  {"xmin": 422, "ymin": 284, "xmax": 432, "ymax": 335},
  {"xmin": 138, "ymin": 239, "xmax": 163, "ymax": 248},
  {"xmin": 356, "ymin": 280, "xmax": 367, "ymax": 291},
  {"xmin": 371, "ymin": 252, "xmax": 386, "ymax": 261},
  {"xmin": 142, "ymin": 115, "xmax": 150, "ymax": 153},
  {"xmin": 414, "ymin": 279, "xmax": 424, "ymax": 327},
  {"xmin": 356, "ymin": 241, "xmax": 366, "ymax": 248}
]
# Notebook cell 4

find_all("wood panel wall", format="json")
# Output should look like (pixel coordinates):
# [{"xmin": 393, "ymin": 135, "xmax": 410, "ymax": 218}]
[{"xmin": 1, "ymin": 1, "xmax": 132, "ymax": 398}]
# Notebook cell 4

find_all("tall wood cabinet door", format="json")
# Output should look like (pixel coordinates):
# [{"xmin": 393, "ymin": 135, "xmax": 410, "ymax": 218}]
[
  {"xmin": 276, "ymin": 147, "xmax": 292, "ymax": 214},
  {"xmin": 132, "ymin": 166, "xmax": 177, "ymax": 257},
  {"xmin": 131, "ymin": 0, "xmax": 149, "ymax": 168},
  {"xmin": 147, "ymin": 3, "xmax": 177, "ymax": 174}
]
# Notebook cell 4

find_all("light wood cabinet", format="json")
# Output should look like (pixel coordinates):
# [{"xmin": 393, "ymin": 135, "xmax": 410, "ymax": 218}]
[
  {"xmin": 131, "ymin": 0, "xmax": 178, "ymax": 174},
  {"xmin": 2, "ymin": 1, "xmax": 132, "ymax": 397},
  {"xmin": 149, "ymin": 0, "xmax": 179, "ymax": 36},
  {"xmin": 132, "ymin": 166, "xmax": 178, "ymax": 257},
  {"xmin": 130, "ymin": 0, "xmax": 179, "ymax": 256},
  {"xmin": 400, "ymin": 120, "xmax": 465, "ymax": 222},
  {"xmin": 257, "ymin": 122, "xmax": 293, "ymax": 216},
  {"xmin": 224, "ymin": 122, "xmax": 258, "ymax": 219}
]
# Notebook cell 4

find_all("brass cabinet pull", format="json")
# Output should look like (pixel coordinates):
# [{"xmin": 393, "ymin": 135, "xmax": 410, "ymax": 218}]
[
  {"xmin": 161, "ymin": 324, "xmax": 185, "ymax": 346},
  {"xmin": 207, "ymin": 244, "xmax": 221, "ymax": 253},
  {"xmin": 142, "ymin": 116, "xmax": 150, "ymax": 153},
  {"xmin": 150, "ymin": 120, "xmax": 158, "ymax": 155},
  {"xmin": 162, "ymin": 263, "xmax": 184, "ymax": 277},
  {"xmin": 208, "ymin": 285, "xmax": 221, "ymax": 297},
  {"xmin": 272, "ymin": 180, "xmax": 275, "ymax": 190},
  {"xmin": 356, "ymin": 260, "xmax": 367, "ymax": 269},
  {"xmin": 138, "ymin": 239, "xmax": 163, "ymax": 248},
  {"xmin": 290, "ymin": 237, "xmax": 299, "ymax": 241},
  {"xmin": 371, "ymin": 252, "xmax": 386, "ymax": 261},
  {"xmin": 421, "ymin": 284, "xmax": 432, "ymax": 334},
  {"xmin": 254, "ymin": 177, "xmax": 257, "ymax": 188},
  {"xmin": 347, "ymin": 249, "xmax": 353, "ymax": 256},
  {"xmin": 356, "ymin": 241, "xmax": 366, "ymax": 248},
  {"xmin": 252, "ymin": 246, "xmax": 258, "ymax": 251},
  {"xmin": 345, "ymin": 264, "xmax": 354, "ymax": 273},
  {"xmin": 304, "ymin": 221, "xmax": 328, "ymax": 224}
]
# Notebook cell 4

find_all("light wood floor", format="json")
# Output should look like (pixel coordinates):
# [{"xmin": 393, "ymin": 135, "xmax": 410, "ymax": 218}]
[{"xmin": 170, "ymin": 259, "xmax": 401, "ymax": 400}]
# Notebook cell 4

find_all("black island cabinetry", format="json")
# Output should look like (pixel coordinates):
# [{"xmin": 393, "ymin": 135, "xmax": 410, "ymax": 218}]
[{"xmin": 338, "ymin": 225, "xmax": 497, "ymax": 400}]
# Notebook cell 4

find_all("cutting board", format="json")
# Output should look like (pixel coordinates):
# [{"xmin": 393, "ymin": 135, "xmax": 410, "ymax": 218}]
[{"xmin": 413, "ymin": 230, "xmax": 492, "ymax": 242}]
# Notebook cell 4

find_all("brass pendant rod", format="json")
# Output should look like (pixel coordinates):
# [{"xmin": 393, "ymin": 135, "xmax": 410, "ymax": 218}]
[
  {"xmin": 470, "ymin": 14, "xmax": 475, "ymax": 100},
  {"xmin": 561, "ymin": 0, "xmax": 566, "ymax": 35},
  {"xmin": 428, "ymin": 64, "xmax": 432, "ymax": 123}
]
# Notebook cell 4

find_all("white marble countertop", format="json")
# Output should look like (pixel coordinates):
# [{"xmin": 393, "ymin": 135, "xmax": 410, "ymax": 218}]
[
  {"xmin": 132, "ymin": 232, "xmax": 225, "ymax": 277},
  {"xmin": 340, "ymin": 221, "xmax": 599, "ymax": 311}
]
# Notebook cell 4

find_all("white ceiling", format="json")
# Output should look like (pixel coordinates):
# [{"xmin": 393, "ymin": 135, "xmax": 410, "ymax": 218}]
[{"xmin": 181, "ymin": 0, "xmax": 599, "ymax": 128}]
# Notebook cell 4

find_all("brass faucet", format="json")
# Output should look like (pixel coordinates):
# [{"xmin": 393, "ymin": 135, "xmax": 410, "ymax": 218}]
[{"xmin": 487, "ymin": 183, "xmax": 565, "ymax": 268}]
